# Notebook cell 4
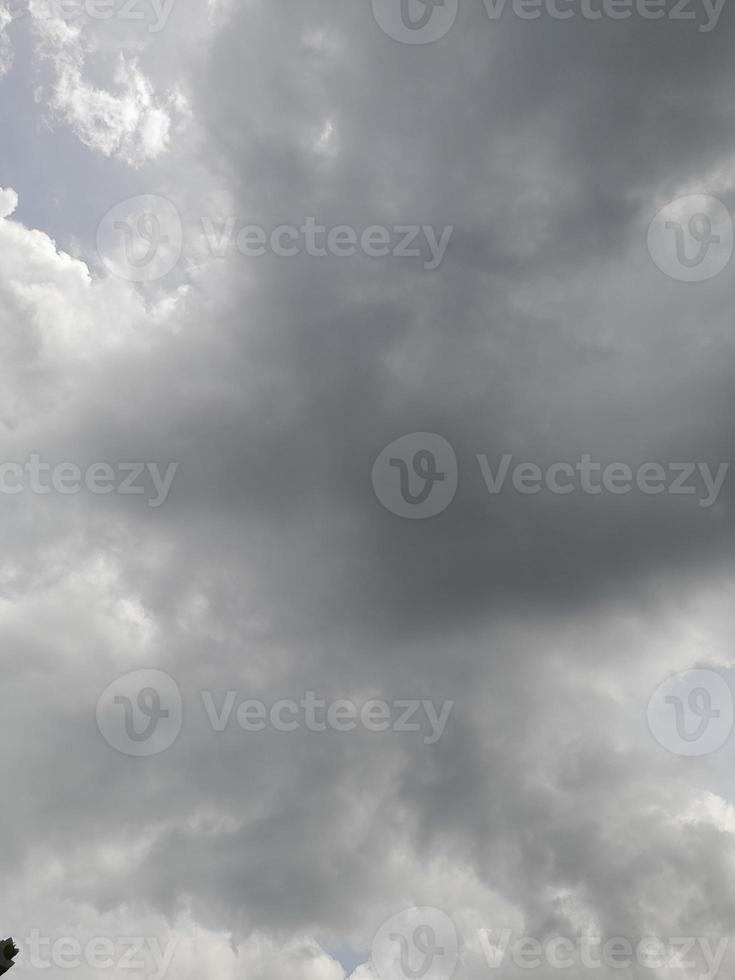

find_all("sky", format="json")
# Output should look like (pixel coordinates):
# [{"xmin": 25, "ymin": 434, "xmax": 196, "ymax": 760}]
[{"xmin": 1, "ymin": 2, "xmax": 735, "ymax": 980}]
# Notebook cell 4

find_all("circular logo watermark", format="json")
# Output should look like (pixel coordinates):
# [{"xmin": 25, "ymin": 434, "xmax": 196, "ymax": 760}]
[
  {"xmin": 372, "ymin": 907, "xmax": 458, "ymax": 980},
  {"xmin": 647, "ymin": 195, "xmax": 733, "ymax": 283},
  {"xmin": 96, "ymin": 195, "xmax": 183, "ymax": 283},
  {"xmin": 647, "ymin": 667, "xmax": 734, "ymax": 757},
  {"xmin": 371, "ymin": 0, "xmax": 458, "ymax": 43},
  {"xmin": 372, "ymin": 433, "xmax": 458, "ymax": 519},
  {"xmin": 96, "ymin": 669, "xmax": 183, "ymax": 757}
]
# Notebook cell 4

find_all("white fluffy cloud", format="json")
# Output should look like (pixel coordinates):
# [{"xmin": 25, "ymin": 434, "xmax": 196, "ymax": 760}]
[
  {"xmin": 26, "ymin": 0, "xmax": 192, "ymax": 164},
  {"xmin": 46, "ymin": 53, "xmax": 172, "ymax": 164}
]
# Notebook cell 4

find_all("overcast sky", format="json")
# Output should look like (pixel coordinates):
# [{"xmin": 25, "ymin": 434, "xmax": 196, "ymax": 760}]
[{"xmin": 1, "ymin": 2, "xmax": 735, "ymax": 980}]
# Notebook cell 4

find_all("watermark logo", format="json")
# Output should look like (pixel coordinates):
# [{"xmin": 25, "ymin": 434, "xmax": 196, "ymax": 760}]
[
  {"xmin": 96, "ymin": 669, "xmax": 183, "ymax": 757},
  {"xmin": 647, "ymin": 195, "xmax": 733, "ymax": 283},
  {"xmin": 97, "ymin": 684, "xmax": 453, "ymax": 753},
  {"xmin": 97, "ymin": 208, "xmax": 453, "ymax": 273},
  {"xmin": 372, "ymin": 908, "xmax": 458, "ymax": 980},
  {"xmin": 372, "ymin": 434, "xmax": 459, "ymax": 519},
  {"xmin": 373, "ymin": 439, "xmax": 730, "ymax": 519},
  {"xmin": 371, "ymin": 0, "xmax": 459, "ymax": 43},
  {"xmin": 97, "ymin": 195, "xmax": 183, "ymax": 283},
  {"xmin": 647, "ymin": 667, "xmax": 734, "ymax": 756}
]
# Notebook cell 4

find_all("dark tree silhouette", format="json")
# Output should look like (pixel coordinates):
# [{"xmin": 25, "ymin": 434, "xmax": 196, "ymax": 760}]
[{"xmin": 0, "ymin": 939, "xmax": 18, "ymax": 976}]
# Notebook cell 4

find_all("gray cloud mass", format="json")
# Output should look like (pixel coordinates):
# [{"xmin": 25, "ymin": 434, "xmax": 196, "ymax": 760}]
[{"xmin": 0, "ymin": 2, "xmax": 734, "ymax": 980}]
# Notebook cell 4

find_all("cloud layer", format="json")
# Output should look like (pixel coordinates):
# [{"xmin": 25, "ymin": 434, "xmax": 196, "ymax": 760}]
[{"xmin": 1, "ymin": 3, "xmax": 735, "ymax": 980}]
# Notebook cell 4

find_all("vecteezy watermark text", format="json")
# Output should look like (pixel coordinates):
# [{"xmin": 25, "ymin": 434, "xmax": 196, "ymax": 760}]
[
  {"xmin": 96, "ymin": 669, "xmax": 454, "ymax": 756},
  {"xmin": 371, "ymin": 907, "xmax": 729, "ymax": 980},
  {"xmin": 474, "ymin": 454, "xmax": 729, "ymax": 507},
  {"xmin": 371, "ymin": 0, "xmax": 725, "ymax": 44},
  {"xmin": 201, "ymin": 217, "xmax": 454, "ymax": 271},
  {"xmin": 18, "ymin": 931, "xmax": 177, "ymax": 979},
  {"xmin": 480, "ymin": 0, "xmax": 724, "ymax": 31},
  {"xmin": 95, "ymin": 196, "xmax": 454, "ymax": 283},
  {"xmin": 372, "ymin": 433, "xmax": 731, "ymax": 519},
  {"xmin": 477, "ymin": 930, "xmax": 728, "ymax": 978},
  {"xmin": 200, "ymin": 691, "xmax": 454, "ymax": 744},
  {"xmin": 7, "ymin": 0, "xmax": 175, "ymax": 32},
  {"xmin": 0, "ymin": 455, "xmax": 178, "ymax": 507}
]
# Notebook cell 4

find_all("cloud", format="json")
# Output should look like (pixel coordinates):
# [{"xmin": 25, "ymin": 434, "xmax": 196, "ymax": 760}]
[
  {"xmin": 46, "ymin": 53, "xmax": 172, "ymax": 165},
  {"xmin": 1, "ymin": 3, "xmax": 735, "ymax": 980},
  {"xmin": 0, "ymin": 2, "xmax": 13, "ymax": 76},
  {"xmin": 27, "ymin": 1, "xmax": 186, "ymax": 165}
]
